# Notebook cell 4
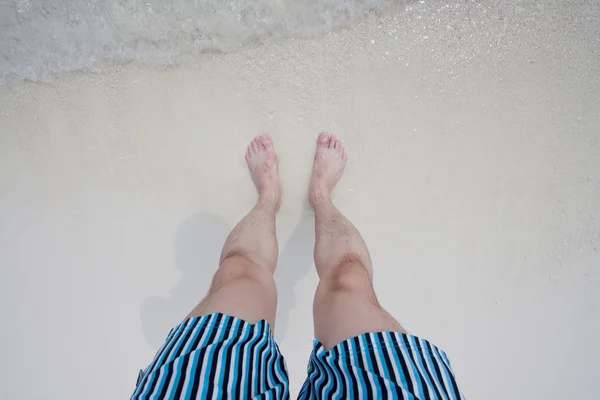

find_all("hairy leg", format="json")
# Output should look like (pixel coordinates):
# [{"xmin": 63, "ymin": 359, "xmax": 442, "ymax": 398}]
[
  {"xmin": 310, "ymin": 132, "xmax": 405, "ymax": 350},
  {"xmin": 186, "ymin": 134, "xmax": 281, "ymax": 326}
]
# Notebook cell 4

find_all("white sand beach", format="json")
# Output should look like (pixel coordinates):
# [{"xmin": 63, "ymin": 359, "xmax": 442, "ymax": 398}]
[{"xmin": 1, "ymin": 0, "xmax": 599, "ymax": 398}]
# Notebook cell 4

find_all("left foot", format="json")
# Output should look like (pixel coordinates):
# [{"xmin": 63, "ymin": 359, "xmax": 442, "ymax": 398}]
[{"xmin": 245, "ymin": 134, "xmax": 281, "ymax": 211}]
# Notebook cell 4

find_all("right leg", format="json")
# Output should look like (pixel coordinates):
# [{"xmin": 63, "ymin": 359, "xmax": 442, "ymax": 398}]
[
  {"xmin": 301, "ymin": 133, "xmax": 464, "ymax": 399},
  {"xmin": 309, "ymin": 132, "xmax": 405, "ymax": 350}
]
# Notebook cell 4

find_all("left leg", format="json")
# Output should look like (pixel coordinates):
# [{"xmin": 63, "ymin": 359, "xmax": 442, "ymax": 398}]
[
  {"xmin": 133, "ymin": 135, "xmax": 290, "ymax": 399},
  {"xmin": 186, "ymin": 134, "xmax": 281, "ymax": 326}
]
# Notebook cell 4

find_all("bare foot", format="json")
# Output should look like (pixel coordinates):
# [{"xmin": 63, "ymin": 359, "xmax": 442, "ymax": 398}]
[
  {"xmin": 245, "ymin": 134, "xmax": 281, "ymax": 211},
  {"xmin": 309, "ymin": 132, "xmax": 348, "ymax": 207}
]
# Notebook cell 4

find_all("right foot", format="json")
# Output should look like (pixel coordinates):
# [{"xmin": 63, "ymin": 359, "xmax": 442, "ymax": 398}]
[
  {"xmin": 246, "ymin": 134, "xmax": 282, "ymax": 211},
  {"xmin": 309, "ymin": 132, "xmax": 348, "ymax": 208}
]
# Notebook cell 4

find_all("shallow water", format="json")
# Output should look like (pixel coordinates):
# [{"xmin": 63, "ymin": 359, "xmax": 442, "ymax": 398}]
[
  {"xmin": 0, "ymin": 0, "xmax": 401, "ymax": 83},
  {"xmin": 1, "ymin": 0, "xmax": 599, "ymax": 399}
]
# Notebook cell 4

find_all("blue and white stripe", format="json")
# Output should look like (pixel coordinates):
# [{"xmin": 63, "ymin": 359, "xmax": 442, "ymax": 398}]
[
  {"xmin": 298, "ymin": 331, "xmax": 464, "ymax": 400},
  {"xmin": 132, "ymin": 313, "xmax": 463, "ymax": 399},
  {"xmin": 131, "ymin": 313, "xmax": 290, "ymax": 399}
]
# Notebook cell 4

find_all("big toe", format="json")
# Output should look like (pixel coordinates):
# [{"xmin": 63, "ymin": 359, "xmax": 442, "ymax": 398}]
[
  {"xmin": 318, "ymin": 132, "xmax": 330, "ymax": 147},
  {"xmin": 261, "ymin": 134, "xmax": 274, "ymax": 150}
]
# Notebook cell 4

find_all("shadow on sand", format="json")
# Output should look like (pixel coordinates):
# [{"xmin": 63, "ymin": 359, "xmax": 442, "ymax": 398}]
[{"xmin": 141, "ymin": 211, "xmax": 315, "ymax": 349}]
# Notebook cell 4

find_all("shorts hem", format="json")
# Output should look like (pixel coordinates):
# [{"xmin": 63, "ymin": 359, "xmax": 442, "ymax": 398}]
[{"xmin": 314, "ymin": 332, "xmax": 448, "ymax": 361}]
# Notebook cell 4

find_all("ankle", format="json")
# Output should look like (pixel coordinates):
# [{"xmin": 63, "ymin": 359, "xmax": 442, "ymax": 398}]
[
  {"xmin": 309, "ymin": 188, "xmax": 333, "ymax": 209},
  {"xmin": 257, "ymin": 195, "xmax": 280, "ymax": 212}
]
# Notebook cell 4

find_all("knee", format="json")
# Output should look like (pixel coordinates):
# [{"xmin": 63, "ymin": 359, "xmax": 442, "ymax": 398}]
[
  {"xmin": 324, "ymin": 254, "xmax": 373, "ymax": 294},
  {"xmin": 214, "ymin": 253, "xmax": 273, "ymax": 288}
]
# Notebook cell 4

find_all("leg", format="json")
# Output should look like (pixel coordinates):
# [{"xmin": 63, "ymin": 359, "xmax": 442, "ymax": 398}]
[
  {"xmin": 309, "ymin": 132, "xmax": 406, "ymax": 350},
  {"xmin": 300, "ymin": 134, "xmax": 464, "ymax": 398},
  {"xmin": 186, "ymin": 134, "xmax": 281, "ymax": 326},
  {"xmin": 133, "ymin": 135, "xmax": 290, "ymax": 399}
]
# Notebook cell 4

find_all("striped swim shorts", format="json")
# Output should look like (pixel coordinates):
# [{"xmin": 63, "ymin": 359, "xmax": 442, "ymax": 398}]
[{"xmin": 132, "ymin": 313, "xmax": 463, "ymax": 399}]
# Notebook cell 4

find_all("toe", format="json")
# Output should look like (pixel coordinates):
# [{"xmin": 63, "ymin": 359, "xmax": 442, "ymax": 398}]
[
  {"xmin": 342, "ymin": 152, "xmax": 348, "ymax": 161},
  {"xmin": 251, "ymin": 140, "xmax": 258, "ymax": 152},
  {"xmin": 261, "ymin": 134, "xmax": 273, "ymax": 149},
  {"xmin": 335, "ymin": 140, "xmax": 342, "ymax": 150},
  {"xmin": 339, "ymin": 145, "xmax": 344, "ymax": 154},
  {"xmin": 318, "ymin": 131, "xmax": 330, "ymax": 146},
  {"xmin": 329, "ymin": 135, "xmax": 337, "ymax": 148}
]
